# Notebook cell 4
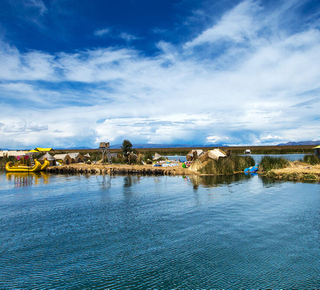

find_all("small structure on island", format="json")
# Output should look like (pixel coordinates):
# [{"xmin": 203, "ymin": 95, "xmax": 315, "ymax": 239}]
[
  {"xmin": 244, "ymin": 149, "xmax": 251, "ymax": 155},
  {"xmin": 84, "ymin": 153, "xmax": 91, "ymax": 163},
  {"xmin": 153, "ymin": 152, "xmax": 162, "ymax": 161},
  {"xmin": 68, "ymin": 152, "xmax": 84, "ymax": 163},
  {"xmin": 97, "ymin": 142, "xmax": 112, "ymax": 164},
  {"xmin": 38, "ymin": 152, "xmax": 56, "ymax": 166},
  {"xmin": 0, "ymin": 150, "xmax": 8, "ymax": 158},
  {"xmin": 314, "ymin": 145, "xmax": 320, "ymax": 158},
  {"xmin": 186, "ymin": 149, "xmax": 204, "ymax": 161},
  {"xmin": 208, "ymin": 149, "xmax": 227, "ymax": 161},
  {"xmin": 54, "ymin": 154, "xmax": 72, "ymax": 165},
  {"xmin": 6, "ymin": 151, "xmax": 28, "ymax": 157}
]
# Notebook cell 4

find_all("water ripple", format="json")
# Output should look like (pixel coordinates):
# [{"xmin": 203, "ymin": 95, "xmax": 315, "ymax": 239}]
[{"xmin": 1, "ymin": 173, "xmax": 320, "ymax": 288}]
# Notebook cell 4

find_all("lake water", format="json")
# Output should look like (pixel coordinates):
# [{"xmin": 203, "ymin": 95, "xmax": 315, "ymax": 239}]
[
  {"xmin": 248, "ymin": 153, "xmax": 311, "ymax": 164},
  {"xmin": 1, "ymin": 165, "xmax": 320, "ymax": 288}
]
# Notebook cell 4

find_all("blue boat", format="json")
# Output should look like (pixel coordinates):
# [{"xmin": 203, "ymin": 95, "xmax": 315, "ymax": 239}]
[{"xmin": 244, "ymin": 165, "xmax": 258, "ymax": 173}]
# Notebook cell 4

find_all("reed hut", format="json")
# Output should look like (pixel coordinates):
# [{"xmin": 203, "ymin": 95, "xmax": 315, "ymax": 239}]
[
  {"xmin": 38, "ymin": 152, "xmax": 56, "ymax": 166},
  {"xmin": 54, "ymin": 154, "xmax": 72, "ymax": 165},
  {"xmin": 68, "ymin": 153, "xmax": 84, "ymax": 163},
  {"xmin": 208, "ymin": 149, "xmax": 227, "ymax": 161},
  {"xmin": 186, "ymin": 149, "xmax": 204, "ymax": 161},
  {"xmin": 314, "ymin": 145, "xmax": 320, "ymax": 158}
]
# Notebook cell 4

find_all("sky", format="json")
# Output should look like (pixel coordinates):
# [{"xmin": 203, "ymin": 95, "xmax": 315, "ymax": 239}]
[{"xmin": 0, "ymin": 0, "xmax": 320, "ymax": 149}]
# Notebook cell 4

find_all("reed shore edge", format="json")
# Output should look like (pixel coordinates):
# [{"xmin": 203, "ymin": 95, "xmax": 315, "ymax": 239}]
[
  {"xmin": 46, "ymin": 161, "xmax": 320, "ymax": 183},
  {"xmin": 46, "ymin": 163, "xmax": 193, "ymax": 176}
]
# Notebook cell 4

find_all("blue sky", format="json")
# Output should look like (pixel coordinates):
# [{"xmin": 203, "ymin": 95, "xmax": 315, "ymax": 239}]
[{"xmin": 1, "ymin": 0, "xmax": 320, "ymax": 149}]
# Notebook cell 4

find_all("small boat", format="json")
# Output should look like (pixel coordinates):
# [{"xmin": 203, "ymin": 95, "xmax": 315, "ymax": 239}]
[
  {"xmin": 244, "ymin": 165, "xmax": 258, "ymax": 174},
  {"xmin": 5, "ymin": 160, "xmax": 42, "ymax": 172},
  {"xmin": 40, "ymin": 159, "xmax": 50, "ymax": 171}
]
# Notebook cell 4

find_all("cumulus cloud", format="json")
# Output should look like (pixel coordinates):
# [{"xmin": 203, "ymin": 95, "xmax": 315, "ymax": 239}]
[
  {"xmin": 0, "ymin": 0, "xmax": 320, "ymax": 148},
  {"xmin": 3, "ymin": 121, "xmax": 48, "ymax": 133}
]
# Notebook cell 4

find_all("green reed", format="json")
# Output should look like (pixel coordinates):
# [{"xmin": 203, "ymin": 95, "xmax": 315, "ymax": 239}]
[
  {"xmin": 303, "ymin": 155, "xmax": 320, "ymax": 165},
  {"xmin": 200, "ymin": 155, "xmax": 255, "ymax": 175},
  {"xmin": 259, "ymin": 156, "xmax": 289, "ymax": 172}
]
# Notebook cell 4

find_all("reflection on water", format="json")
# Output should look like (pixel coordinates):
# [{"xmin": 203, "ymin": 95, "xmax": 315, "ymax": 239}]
[
  {"xmin": 96, "ymin": 174, "xmax": 111, "ymax": 191},
  {"xmin": 6, "ymin": 171, "xmax": 49, "ymax": 186},
  {"xmin": 123, "ymin": 175, "xmax": 141, "ymax": 188},
  {"xmin": 188, "ymin": 173, "xmax": 254, "ymax": 189}
]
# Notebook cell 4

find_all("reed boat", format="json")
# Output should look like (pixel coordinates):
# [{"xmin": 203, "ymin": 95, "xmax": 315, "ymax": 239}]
[
  {"xmin": 5, "ymin": 160, "xmax": 42, "ymax": 172},
  {"xmin": 40, "ymin": 159, "xmax": 50, "ymax": 171}
]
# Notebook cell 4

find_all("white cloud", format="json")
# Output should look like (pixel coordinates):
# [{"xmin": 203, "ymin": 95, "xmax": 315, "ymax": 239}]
[
  {"xmin": 94, "ymin": 28, "xmax": 111, "ymax": 37},
  {"xmin": 25, "ymin": 0, "xmax": 47, "ymax": 16},
  {"xmin": 0, "ymin": 0, "xmax": 320, "ymax": 148},
  {"xmin": 119, "ymin": 32, "xmax": 141, "ymax": 42},
  {"xmin": 184, "ymin": 0, "xmax": 261, "ymax": 49},
  {"xmin": 3, "ymin": 121, "xmax": 48, "ymax": 133}
]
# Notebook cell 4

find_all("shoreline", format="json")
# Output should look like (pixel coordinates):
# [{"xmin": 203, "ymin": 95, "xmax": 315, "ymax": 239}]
[
  {"xmin": 46, "ymin": 161, "xmax": 320, "ymax": 183},
  {"xmin": 266, "ymin": 161, "xmax": 320, "ymax": 182},
  {"xmin": 46, "ymin": 163, "xmax": 194, "ymax": 176}
]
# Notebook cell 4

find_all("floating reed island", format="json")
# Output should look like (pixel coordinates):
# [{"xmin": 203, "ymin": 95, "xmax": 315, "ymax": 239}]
[
  {"xmin": 259, "ymin": 155, "xmax": 320, "ymax": 182},
  {"xmin": 46, "ymin": 163, "xmax": 192, "ymax": 176},
  {"xmin": 266, "ymin": 162, "xmax": 320, "ymax": 182},
  {"xmin": 46, "ymin": 154, "xmax": 256, "ymax": 176}
]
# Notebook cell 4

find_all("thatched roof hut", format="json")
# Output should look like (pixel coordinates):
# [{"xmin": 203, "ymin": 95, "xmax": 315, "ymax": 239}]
[
  {"xmin": 54, "ymin": 154, "xmax": 72, "ymax": 165},
  {"xmin": 38, "ymin": 152, "xmax": 56, "ymax": 166},
  {"xmin": 208, "ymin": 149, "xmax": 227, "ymax": 161},
  {"xmin": 68, "ymin": 153, "xmax": 84, "ymax": 163},
  {"xmin": 186, "ymin": 149, "xmax": 204, "ymax": 161}
]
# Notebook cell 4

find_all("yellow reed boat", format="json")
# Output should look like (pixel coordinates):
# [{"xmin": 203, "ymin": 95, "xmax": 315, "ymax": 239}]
[
  {"xmin": 40, "ymin": 159, "xmax": 50, "ymax": 171},
  {"xmin": 5, "ymin": 160, "xmax": 42, "ymax": 172}
]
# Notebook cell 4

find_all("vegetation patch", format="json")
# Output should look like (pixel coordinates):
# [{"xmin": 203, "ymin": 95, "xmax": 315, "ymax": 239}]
[
  {"xmin": 200, "ymin": 155, "xmax": 255, "ymax": 175},
  {"xmin": 266, "ymin": 170, "xmax": 320, "ymax": 182},
  {"xmin": 259, "ymin": 156, "xmax": 289, "ymax": 172},
  {"xmin": 0, "ymin": 156, "xmax": 14, "ymax": 168},
  {"xmin": 303, "ymin": 155, "xmax": 320, "ymax": 165}
]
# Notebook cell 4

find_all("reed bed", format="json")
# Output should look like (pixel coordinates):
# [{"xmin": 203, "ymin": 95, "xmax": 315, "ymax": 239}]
[
  {"xmin": 303, "ymin": 155, "xmax": 320, "ymax": 165},
  {"xmin": 0, "ymin": 156, "xmax": 14, "ymax": 168},
  {"xmin": 259, "ymin": 156, "xmax": 289, "ymax": 172},
  {"xmin": 200, "ymin": 155, "xmax": 255, "ymax": 175}
]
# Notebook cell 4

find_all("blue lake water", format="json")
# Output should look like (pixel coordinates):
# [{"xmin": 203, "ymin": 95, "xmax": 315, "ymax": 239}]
[
  {"xmin": 248, "ymin": 153, "xmax": 311, "ymax": 164},
  {"xmin": 1, "ymin": 168, "xmax": 320, "ymax": 289}
]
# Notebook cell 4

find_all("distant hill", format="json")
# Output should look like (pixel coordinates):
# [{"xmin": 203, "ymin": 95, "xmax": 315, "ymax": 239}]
[{"xmin": 277, "ymin": 141, "xmax": 320, "ymax": 146}]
